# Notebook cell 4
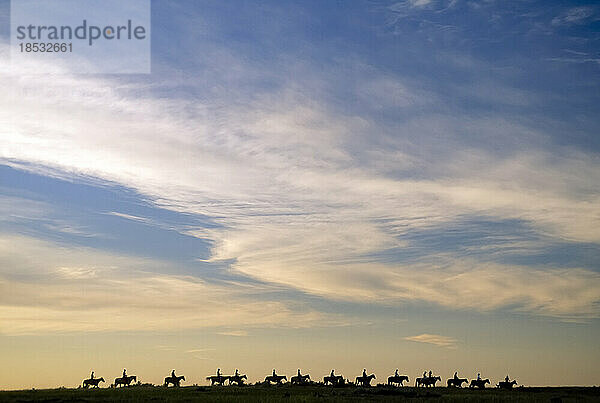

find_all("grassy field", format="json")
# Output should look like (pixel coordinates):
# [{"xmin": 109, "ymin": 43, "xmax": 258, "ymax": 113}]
[{"xmin": 1, "ymin": 385, "xmax": 599, "ymax": 402}]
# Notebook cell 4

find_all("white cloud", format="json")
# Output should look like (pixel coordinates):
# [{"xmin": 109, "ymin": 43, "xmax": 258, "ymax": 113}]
[
  {"xmin": 410, "ymin": 0, "xmax": 433, "ymax": 7},
  {"xmin": 186, "ymin": 348, "xmax": 216, "ymax": 353},
  {"xmin": 217, "ymin": 330, "xmax": 248, "ymax": 337},
  {"xmin": 0, "ymin": 234, "xmax": 344, "ymax": 335},
  {"xmin": 224, "ymin": 249, "xmax": 600, "ymax": 320},
  {"xmin": 404, "ymin": 333, "xmax": 457, "ymax": 348},
  {"xmin": 391, "ymin": 0, "xmax": 433, "ymax": 10},
  {"xmin": 552, "ymin": 7, "xmax": 595, "ymax": 26},
  {"xmin": 1, "ymin": 47, "xmax": 599, "ymax": 321},
  {"xmin": 105, "ymin": 211, "xmax": 151, "ymax": 223}
]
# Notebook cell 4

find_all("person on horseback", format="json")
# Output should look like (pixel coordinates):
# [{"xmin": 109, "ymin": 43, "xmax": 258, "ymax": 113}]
[
  {"xmin": 428, "ymin": 370, "xmax": 432, "ymax": 378},
  {"xmin": 454, "ymin": 371, "xmax": 458, "ymax": 380},
  {"xmin": 423, "ymin": 370, "xmax": 427, "ymax": 378},
  {"xmin": 505, "ymin": 375, "xmax": 509, "ymax": 382},
  {"xmin": 362, "ymin": 369, "xmax": 367, "ymax": 378},
  {"xmin": 123, "ymin": 369, "xmax": 127, "ymax": 378},
  {"xmin": 235, "ymin": 369, "xmax": 239, "ymax": 377},
  {"xmin": 90, "ymin": 371, "xmax": 94, "ymax": 380},
  {"xmin": 395, "ymin": 369, "xmax": 399, "ymax": 377},
  {"xmin": 171, "ymin": 369, "xmax": 176, "ymax": 378},
  {"xmin": 217, "ymin": 368, "xmax": 221, "ymax": 377},
  {"xmin": 272, "ymin": 369, "xmax": 276, "ymax": 377},
  {"xmin": 331, "ymin": 369, "xmax": 335, "ymax": 377},
  {"xmin": 477, "ymin": 373, "xmax": 481, "ymax": 381},
  {"xmin": 297, "ymin": 369, "xmax": 301, "ymax": 377}
]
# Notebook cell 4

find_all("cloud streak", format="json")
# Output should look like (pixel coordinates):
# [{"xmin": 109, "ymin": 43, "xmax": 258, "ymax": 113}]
[
  {"xmin": 0, "ymin": 234, "xmax": 344, "ymax": 335},
  {"xmin": 1, "ymin": 26, "xmax": 599, "ymax": 327},
  {"xmin": 404, "ymin": 333, "xmax": 457, "ymax": 348}
]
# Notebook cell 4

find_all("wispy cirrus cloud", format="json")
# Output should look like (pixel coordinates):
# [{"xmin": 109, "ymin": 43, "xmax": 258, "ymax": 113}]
[
  {"xmin": 404, "ymin": 333, "xmax": 457, "ymax": 348},
  {"xmin": 216, "ymin": 330, "xmax": 248, "ymax": 337},
  {"xmin": 1, "ymin": 15, "xmax": 599, "ymax": 327},
  {"xmin": 105, "ymin": 211, "xmax": 151, "ymax": 223},
  {"xmin": 0, "ymin": 234, "xmax": 345, "ymax": 335},
  {"xmin": 551, "ymin": 6, "xmax": 596, "ymax": 26},
  {"xmin": 186, "ymin": 348, "xmax": 216, "ymax": 353}
]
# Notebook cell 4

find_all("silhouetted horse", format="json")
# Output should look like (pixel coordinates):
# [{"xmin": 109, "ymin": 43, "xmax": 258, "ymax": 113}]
[
  {"xmin": 290, "ymin": 374, "xmax": 311, "ymax": 385},
  {"xmin": 206, "ymin": 375, "xmax": 229, "ymax": 386},
  {"xmin": 387, "ymin": 375, "xmax": 409, "ymax": 386},
  {"xmin": 164, "ymin": 375, "xmax": 185, "ymax": 387},
  {"xmin": 323, "ymin": 375, "xmax": 344, "ymax": 386},
  {"xmin": 469, "ymin": 378, "xmax": 490, "ymax": 389},
  {"xmin": 229, "ymin": 374, "xmax": 247, "ymax": 385},
  {"xmin": 416, "ymin": 376, "xmax": 441, "ymax": 387},
  {"xmin": 447, "ymin": 377, "xmax": 468, "ymax": 387},
  {"xmin": 114, "ymin": 375, "xmax": 136, "ymax": 387},
  {"xmin": 82, "ymin": 377, "xmax": 105, "ymax": 388},
  {"xmin": 497, "ymin": 380, "xmax": 517, "ymax": 389},
  {"xmin": 264, "ymin": 374, "xmax": 287, "ymax": 384},
  {"xmin": 355, "ymin": 374, "xmax": 376, "ymax": 387}
]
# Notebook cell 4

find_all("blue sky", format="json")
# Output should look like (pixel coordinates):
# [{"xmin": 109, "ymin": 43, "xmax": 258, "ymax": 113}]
[{"xmin": 1, "ymin": 0, "xmax": 599, "ymax": 388}]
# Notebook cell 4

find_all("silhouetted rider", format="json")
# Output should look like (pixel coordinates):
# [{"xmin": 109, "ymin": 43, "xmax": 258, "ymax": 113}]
[
  {"xmin": 90, "ymin": 371, "xmax": 94, "ymax": 380},
  {"xmin": 423, "ymin": 371, "xmax": 427, "ymax": 378},
  {"xmin": 428, "ymin": 370, "xmax": 432, "ymax": 378},
  {"xmin": 331, "ymin": 369, "xmax": 335, "ymax": 377},
  {"xmin": 123, "ymin": 369, "xmax": 127, "ymax": 378},
  {"xmin": 235, "ymin": 369, "xmax": 239, "ymax": 377},
  {"xmin": 217, "ymin": 368, "xmax": 221, "ymax": 377},
  {"xmin": 454, "ymin": 371, "xmax": 458, "ymax": 380},
  {"xmin": 505, "ymin": 375, "xmax": 509, "ymax": 382},
  {"xmin": 395, "ymin": 369, "xmax": 399, "ymax": 377},
  {"xmin": 297, "ymin": 369, "xmax": 301, "ymax": 376},
  {"xmin": 362, "ymin": 369, "xmax": 367, "ymax": 378},
  {"xmin": 477, "ymin": 373, "xmax": 481, "ymax": 381},
  {"xmin": 272, "ymin": 369, "xmax": 276, "ymax": 377},
  {"xmin": 171, "ymin": 369, "xmax": 176, "ymax": 378}
]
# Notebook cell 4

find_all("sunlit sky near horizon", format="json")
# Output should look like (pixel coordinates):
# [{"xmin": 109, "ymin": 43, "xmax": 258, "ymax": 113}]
[{"xmin": 1, "ymin": 0, "xmax": 600, "ymax": 389}]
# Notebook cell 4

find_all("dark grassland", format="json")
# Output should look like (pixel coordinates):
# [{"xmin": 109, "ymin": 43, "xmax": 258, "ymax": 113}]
[{"xmin": 1, "ymin": 385, "xmax": 599, "ymax": 402}]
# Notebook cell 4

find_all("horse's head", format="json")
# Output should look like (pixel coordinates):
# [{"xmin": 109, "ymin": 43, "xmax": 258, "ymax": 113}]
[
  {"xmin": 485, "ymin": 379, "xmax": 490, "ymax": 384},
  {"xmin": 99, "ymin": 377, "xmax": 105, "ymax": 382},
  {"xmin": 181, "ymin": 376, "xmax": 185, "ymax": 381}
]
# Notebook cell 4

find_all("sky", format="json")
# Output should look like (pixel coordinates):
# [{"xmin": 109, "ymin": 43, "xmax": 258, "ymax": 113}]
[{"xmin": 1, "ymin": 0, "xmax": 600, "ymax": 389}]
